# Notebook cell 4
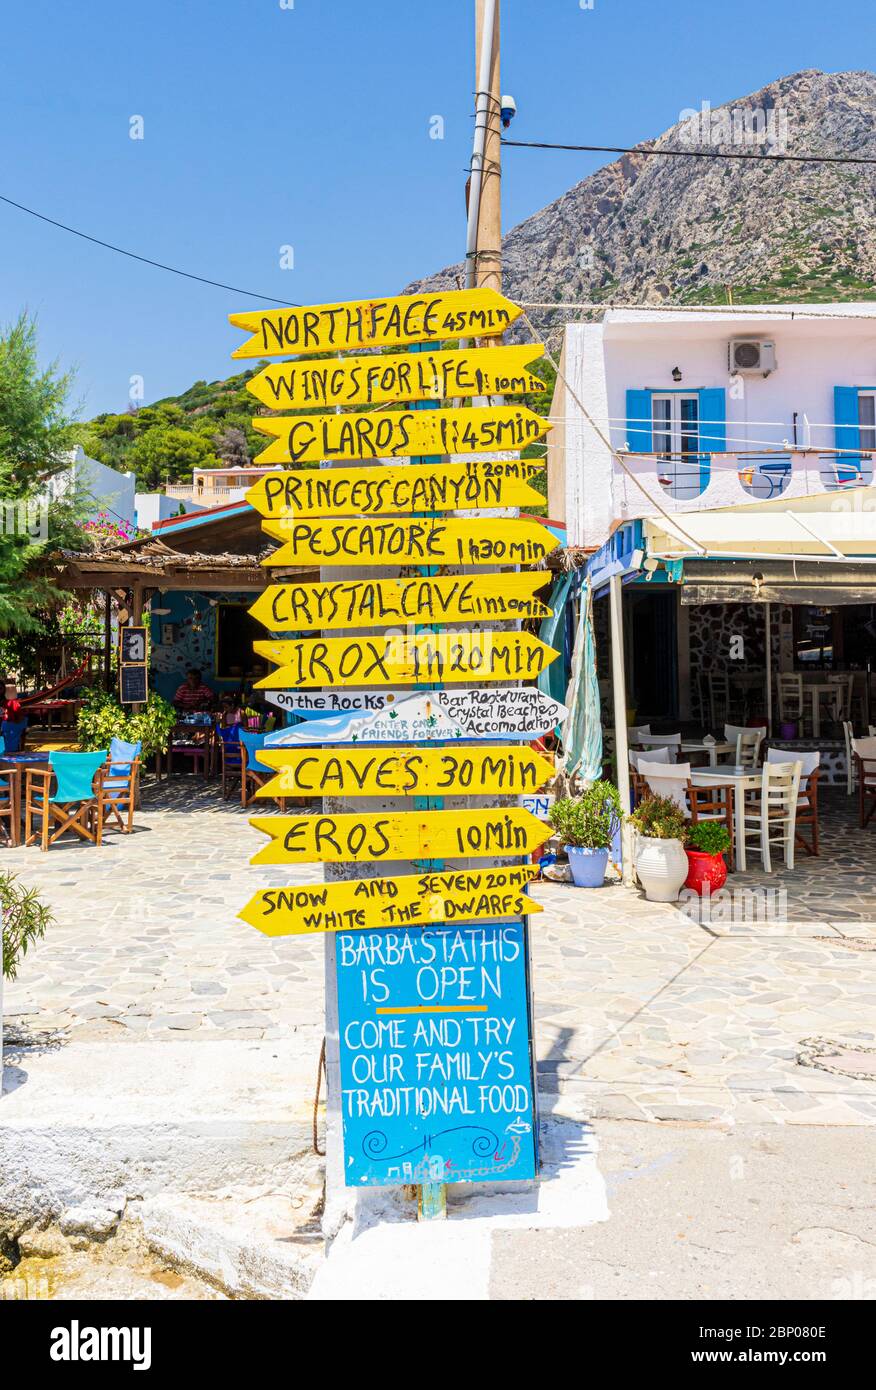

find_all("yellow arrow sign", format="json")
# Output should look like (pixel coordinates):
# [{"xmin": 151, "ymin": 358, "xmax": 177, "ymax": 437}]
[
  {"xmin": 245, "ymin": 344, "xmax": 546, "ymax": 411},
  {"xmin": 238, "ymin": 865, "xmax": 543, "ymax": 936},
  {"xmin": 245, "ymin": 459, "xmax": 544, "ymax": 518},
  {"xmin": 230, "ymin": 289, "xmax": 521, "ymax": 359},
  {"xmin": 254, "ymin": 745, "xmax": 554, "ymax": 799},
  {"xmin": 251, "ymin": 405, "xmax": 550, "ymax": 466},
  {"xmin": 253, "ymin": 632, "xmax": 558, "ymax": 688},
  {"xmin": 249, "ymin": 807, "xmax": 552, "ymax": 865},
  {"xmin": 261, "ymin": 515, "xmax": 559, "ymax": 568},
  {"xmin": 249, "ymin": 573, "xmax": 551, "ymax": 632}
]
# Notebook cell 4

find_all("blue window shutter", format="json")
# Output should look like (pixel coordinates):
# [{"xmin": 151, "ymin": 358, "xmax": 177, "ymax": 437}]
[
  {"xmin": 697, "ymin": 388, "xmax": 726, "ymax": 453},
  {"xmin": 626, "ymin": 389, "xmax": 652, "ymax": 452},
  {"xmin": 834, "ymin": 386, "xmax": 861, "ymax": 478},
  {"xmin": 697, "ymin": 388, "xmax": 725, "ymax": 494}
]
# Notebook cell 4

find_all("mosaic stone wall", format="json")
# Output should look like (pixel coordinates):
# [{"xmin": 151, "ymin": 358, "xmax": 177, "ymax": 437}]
[{"xmin": 687, "ymin": 602, "xmax": 787, "ymax": 721}]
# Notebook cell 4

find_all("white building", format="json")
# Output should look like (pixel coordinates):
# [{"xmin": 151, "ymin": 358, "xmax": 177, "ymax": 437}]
[
  {"xmin": 550, "ymin": 304, "xmax": 876, "ymax": 746},
  {"xmin": 47, "ymin": 446, "xmax": 137, "ymax": 533},
  {"xmin": 549, "ymin": 304, "xmax": 876, "ymax": 548},
  {"xmin": 134, "ymin": 491, "xmax": 204, "ymax": 531}
]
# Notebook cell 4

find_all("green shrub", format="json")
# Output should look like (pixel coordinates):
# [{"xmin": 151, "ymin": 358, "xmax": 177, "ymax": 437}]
[
  {"xmin": 77, "ymin": 689, "xmax": 176, "ymax": 758},
  {"xmin": 2, "ymin": 871, "xmax": 53, "ymax": 981},
  {"xmin": 685, "ymin": 821, "xmax": 731, "ymax": 855},
  {"xmin": 548, "ymin": 781, "xmax": 622, "ymax": 849},
  {"xmin": 629, "ymin": 794, "xmax": 686, "ymax": 841}
]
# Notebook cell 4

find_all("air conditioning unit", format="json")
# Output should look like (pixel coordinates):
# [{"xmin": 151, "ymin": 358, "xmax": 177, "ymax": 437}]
[{"xmin": 728, "ymin": 339, "xmax": 777, "ymax": 375}]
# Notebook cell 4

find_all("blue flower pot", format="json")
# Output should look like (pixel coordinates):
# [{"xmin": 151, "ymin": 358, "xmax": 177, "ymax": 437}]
[{"xmin": 567, "ymin": 846, "xmax": 609, "ymax": 888}]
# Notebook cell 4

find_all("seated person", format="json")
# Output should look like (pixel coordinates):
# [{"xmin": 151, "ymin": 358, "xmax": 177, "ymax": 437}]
[
  {"xmin": 218, "ymin": 693, "xmax": 243, "ymax": 728},
  {"xmin": 0, "ymin": 680, "xmax": 23, "ymax": 722},
  {"xmin": 173, "ymin": 668, "xmax": 214, "ymax": 712}
]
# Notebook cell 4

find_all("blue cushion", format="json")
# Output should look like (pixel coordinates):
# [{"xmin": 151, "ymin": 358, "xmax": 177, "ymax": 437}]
[
  {"xmin": 239, "ymin": 730, "xmax": 272, "ymax": 776},
  {"xmin": 49, "ymin": 750, "xmax": 107, "ymax": 804}
]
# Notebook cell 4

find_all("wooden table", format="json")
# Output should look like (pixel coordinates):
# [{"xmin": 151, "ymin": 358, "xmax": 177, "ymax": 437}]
[
  {"xmin": 681, "ymin": 740, "xmax": 735, "ymax": 768},
  {"xmin": 690, "ymin": 765, "xmax": 762, "ymax": 871},
  {"xmin": 160, "ymin": 722, "xmax": 215, "ymax": 778},
  {"xmin": 809, "ymin": 682, "xmax": 839, "ymax": 739}
]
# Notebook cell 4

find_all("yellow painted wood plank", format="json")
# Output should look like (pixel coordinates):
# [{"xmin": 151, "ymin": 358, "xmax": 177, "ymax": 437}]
[
  {"xmin": 251, "ymin": 405, "xmax": 550, "ymax": 466},
  {"xmin": 245, "ymin": 344, "xmax": 546, "ymax": 410},
  {"xmin": 255, "ymin": 745, "xmax": 555, "ymax": 799},
  {"xmin": 252, "ymin": 632, "xmax": 558, "ymax": 688},
  {"xmin": 238, "ymin": 865, "xmax": 542, "ymax": 936},
  {"xmin": 249, "ymin": 808, "xmax": 552, "ymax": 865},
  {"xmin": 249, "ymin": 572, "xmax": 552, "ymax": 632},
  {"xmin": 229, "ymin": 289, "xmax": 522, "ymax": 359},
  {"xmin": 260, "ymin": 516, "xmax": 559, "ymax": 568},
  {"xmin": 245, "ymin": 459, "xmax": 544, "ymax": 518}
]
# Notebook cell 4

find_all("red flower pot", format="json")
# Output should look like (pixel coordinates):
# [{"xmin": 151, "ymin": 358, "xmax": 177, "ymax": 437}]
[{"xmin": 684, "ymin": 849, "xmax": 727, "ymax": 897}]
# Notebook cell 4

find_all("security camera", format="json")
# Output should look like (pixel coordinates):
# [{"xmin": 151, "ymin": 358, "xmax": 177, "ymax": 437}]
[{"xmin": 500, "ymin": 94, "xmax": 517, "ymax": 128}]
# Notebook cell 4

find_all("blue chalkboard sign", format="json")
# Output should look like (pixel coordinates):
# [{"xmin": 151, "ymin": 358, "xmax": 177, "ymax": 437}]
[{"xmin": 336, "ymin": 920, "xmax": 537, "ymax": 1187}]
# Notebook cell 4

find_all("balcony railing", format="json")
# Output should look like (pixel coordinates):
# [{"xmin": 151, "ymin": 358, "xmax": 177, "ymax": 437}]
[
  {"xmin": 164, "ymin": 484, "xmax": 238, "ymax": 501},
  {"xmin": 613, "ymin": 450, "xmax": 875, "ymax": 518}
]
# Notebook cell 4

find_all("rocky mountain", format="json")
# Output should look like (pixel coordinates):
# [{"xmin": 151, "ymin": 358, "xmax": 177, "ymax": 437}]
[{"xmin": 406, "ymin": 69, "xmax": 876, "ymax": 341}]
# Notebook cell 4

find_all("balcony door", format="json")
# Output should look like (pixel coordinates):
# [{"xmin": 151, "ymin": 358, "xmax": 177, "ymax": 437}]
[{"xmin": 652, "ymin": 393, "xmax": 701, "ymax": 500}]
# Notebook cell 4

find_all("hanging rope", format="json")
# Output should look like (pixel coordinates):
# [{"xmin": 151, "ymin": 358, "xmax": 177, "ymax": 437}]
[{"xmin": 312, "ymin": 1037, "xmax": 326, "ymax": 1156}]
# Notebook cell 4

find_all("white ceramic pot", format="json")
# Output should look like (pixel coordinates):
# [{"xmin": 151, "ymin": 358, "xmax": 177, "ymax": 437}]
[{"xmin": 635, "ymin": 835, "xmax": 689, "ymax": 902}]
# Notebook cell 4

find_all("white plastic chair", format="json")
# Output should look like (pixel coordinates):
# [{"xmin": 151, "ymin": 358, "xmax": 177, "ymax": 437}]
[
  {"xmin": 741, "ymin": 760, "xmax": 803, "ymax": 872},
  {"xmin": 851, "ymin": 736, "xmax": 876, "ymax": 828},
  {"xmin": 639, "ymin": 760, "xmax": 692, "ymax": 816},
  {"xmin": 628, "ymin": 724, "xmax": 651, "ymax": 743},
  {"xmin": 724, "ymin": 723, "xmax": 766, "ymax": 769},
  {"xmin": 629, "ymin": 746, "xmax": 671, "ymax": 772}
]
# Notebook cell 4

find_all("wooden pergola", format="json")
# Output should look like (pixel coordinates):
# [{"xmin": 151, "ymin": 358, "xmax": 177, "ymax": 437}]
[{"xmin": 46, "ymin": 501, "xmax": 317, "ymax": 691}]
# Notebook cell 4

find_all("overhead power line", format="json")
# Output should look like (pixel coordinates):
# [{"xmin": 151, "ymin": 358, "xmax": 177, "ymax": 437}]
[
  {"xmin": 0, "ymin": 192, "xmax": 298, "ymax": 306},
  {"xmin": 502, "ymin": 139, "xmax": 876, "ymax": 165}
]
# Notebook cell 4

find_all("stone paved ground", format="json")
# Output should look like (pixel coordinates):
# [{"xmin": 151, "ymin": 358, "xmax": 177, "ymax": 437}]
[{"xmin": 3, "ymin": 781, "xmax": 875, "ymax": 1130}]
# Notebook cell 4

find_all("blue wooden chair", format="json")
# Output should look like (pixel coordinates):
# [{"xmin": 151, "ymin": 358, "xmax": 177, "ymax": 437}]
[
  {"xmin": 96, "ymin": 736, "xmax": 142, "ymax": 835},
  {"xmin": 217, "ymin": 725, "xmax": 243, "ymax": 800},
  {"xmin": 239, "ymin": 730, "xmax": 285, "ymax": 808},
  {"xmin": 25, "ymin": 750, "xmax": 108, "ymax": 850},
  {"xmin": 1, "ymin": 718, "xmax": 28, "ymax": 754},
  {"xmin": 0, "ymin": 734, "xmax": 21, "ymax": 847}
]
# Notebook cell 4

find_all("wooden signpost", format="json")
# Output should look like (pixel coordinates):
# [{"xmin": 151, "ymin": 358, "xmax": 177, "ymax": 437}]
[
  {"xmin": 230, "ymin": 288, "xmax": 522, "ymax": 359},
  {"xmin": 233, "ymin": 283, "xmax": 556, "ymax": 1203},
  {"xmin": 246, "ymin": 343, "xmax": 546, "ymax": 411},
  {"xmin": 250, "ymin": 807, "xmax": 552, "ymax": 866},
  {"xmin": 239, "ymin": 865, "xmax": 542, "ymax": 937},
  {"xmin": 253, "ymin": 745, "xmax": 554, "ymax": 800},
  {"xmin": 248, "ymin": 573, "xmax": 552, "ymax": 632},
  {"xmin": 251, "ymin": 404, "xmax": 550, "ymax": 466},
  {"xmin": 260, "ymin": 515, "xmax": 559, "ymax": 568},
  {"xmin": 263, "ymin": 689, "xmax": 399, "ymax": 716},
  {"xmin": 245, "ymin": 459, "xmax": 544, "ymax": 518},
  {"xmin": 252, "ymin": 632, "xmax": 558, "ymax": 688},
  {"xmin": 262, "ymin": 687, "xmax": 568, "ymax": 744}
]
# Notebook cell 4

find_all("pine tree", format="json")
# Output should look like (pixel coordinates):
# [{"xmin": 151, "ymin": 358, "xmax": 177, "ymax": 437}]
[{"xmin": 0, "ymin": 313, "xmax": 82, "ymax": 633}]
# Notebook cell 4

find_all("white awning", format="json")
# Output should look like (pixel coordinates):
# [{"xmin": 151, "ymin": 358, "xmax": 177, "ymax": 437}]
[{"xmin": 644, "ymin": 485, "xmax": 876, "ymax": 563}]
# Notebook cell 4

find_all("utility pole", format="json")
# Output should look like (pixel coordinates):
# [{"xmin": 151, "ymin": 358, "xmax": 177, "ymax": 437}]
[{"xmin": 471, "ymin": 0, "xmax": 502, "ymax": 294}]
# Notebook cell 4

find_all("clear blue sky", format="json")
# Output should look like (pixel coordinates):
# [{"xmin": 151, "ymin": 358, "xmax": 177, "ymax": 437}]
[{"xmin": 0, "ymin": 0, "xmax": 869, "ymax": 416}]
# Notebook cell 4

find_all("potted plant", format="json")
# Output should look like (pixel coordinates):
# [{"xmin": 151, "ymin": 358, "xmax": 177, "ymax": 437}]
[
  {"xmin": 684, "ymin": 821, "xmax": 730, "ymax": 897},
  {"xmin": 548, "ymin": 781, "xmax": 622, "ymax": 888},
  {"xmin": 628, "ymin": 794, "xmax": 688, "ymax": 902}
]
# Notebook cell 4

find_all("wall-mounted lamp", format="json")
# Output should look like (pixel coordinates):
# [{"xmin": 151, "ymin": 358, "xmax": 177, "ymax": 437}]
[{"xmin": 671, "ymin": 366, "xmax": 682, "ymax": 383}]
